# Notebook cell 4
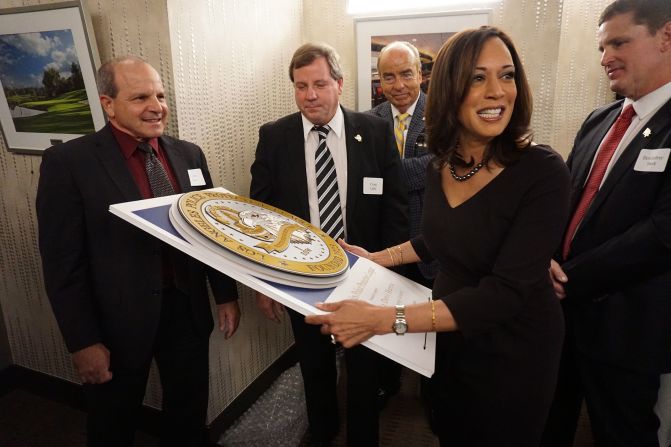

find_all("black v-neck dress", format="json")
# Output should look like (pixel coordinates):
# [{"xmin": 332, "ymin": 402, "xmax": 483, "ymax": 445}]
[{"xmin": 411, "ymin": 144, "xmax": 571, "ymax": 446}]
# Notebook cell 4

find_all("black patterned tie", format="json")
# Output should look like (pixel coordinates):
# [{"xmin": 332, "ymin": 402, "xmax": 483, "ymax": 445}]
[
  {"xmin": 137, "ymin": 142, "xmax": 175, "ymax": 197},
  {"xmin": 314, "ymin": 126, "xmax": 344, "ymax": 241}
]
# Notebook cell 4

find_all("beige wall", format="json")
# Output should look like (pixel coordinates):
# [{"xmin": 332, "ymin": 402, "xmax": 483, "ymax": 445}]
[
  {"xmin": 553, "ymin": 0, "xmax": 615, "ymax": 153},
  {"xmin": 0, "ymin": 0, "xmax": 614, "ymax": 424}
]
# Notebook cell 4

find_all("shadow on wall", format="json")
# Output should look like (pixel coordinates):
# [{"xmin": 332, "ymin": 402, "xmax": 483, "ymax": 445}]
[{"xmin": 0, "ymin": 303, "xmax": 11, "ymax": 369}]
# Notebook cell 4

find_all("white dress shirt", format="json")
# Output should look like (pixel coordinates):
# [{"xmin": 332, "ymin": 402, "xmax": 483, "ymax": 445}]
[{"xmin": 593, "ymin": 81, "xmax": 671, "ymax": 186}]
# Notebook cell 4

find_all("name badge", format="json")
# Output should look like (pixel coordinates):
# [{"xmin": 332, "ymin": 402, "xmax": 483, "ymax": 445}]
[
  {"xmin": 634, "ymin": 148, "xmax": 670, "ymax": 172},
  {"xmin": 188, "ymin": 168, "xmax": 206, "ymax": 186},
  {"xmin": 363, "ymin": 177, "xmax": 383, "ymax": 195}
]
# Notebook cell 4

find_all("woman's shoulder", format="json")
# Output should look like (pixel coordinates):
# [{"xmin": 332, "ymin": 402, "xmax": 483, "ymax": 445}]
[
  {"xmin": 514, "ymin": 144, "xmax": 571, "ymax": 193},
  {"xmin": 519, "ymin": 143, "xmax": 567, "ymax": 170}
]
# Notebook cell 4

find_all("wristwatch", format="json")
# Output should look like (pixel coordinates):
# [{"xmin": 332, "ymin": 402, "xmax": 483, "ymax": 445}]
[{"xmin": 392, "ymin": 304, "xmax": 407, "ymax": 335}]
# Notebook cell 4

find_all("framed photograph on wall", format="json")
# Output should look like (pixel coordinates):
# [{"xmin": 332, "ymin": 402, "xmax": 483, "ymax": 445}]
[
  {"xmin": 0, "ymin": 1, "xmax": 104, "ymax": 154},
  {"xmin": 354, "ymin": 10, "xmax": 491, "ymax": 112}
]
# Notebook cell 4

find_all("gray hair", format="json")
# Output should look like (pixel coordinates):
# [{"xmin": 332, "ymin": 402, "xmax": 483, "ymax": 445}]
[{"xmin": 377, "ymin": 41, "xmax": 421, "ymax": 72}]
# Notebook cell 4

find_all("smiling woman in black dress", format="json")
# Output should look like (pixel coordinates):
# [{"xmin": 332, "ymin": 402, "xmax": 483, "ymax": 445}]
[{"xmin": 306, "ymin": 27, "xmax": 570, "ymax": 446}]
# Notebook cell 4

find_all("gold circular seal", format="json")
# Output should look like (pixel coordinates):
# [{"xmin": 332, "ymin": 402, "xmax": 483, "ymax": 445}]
[{"xmin": 177, "ymin": 191, "xmax": 349, "ymax": 277}]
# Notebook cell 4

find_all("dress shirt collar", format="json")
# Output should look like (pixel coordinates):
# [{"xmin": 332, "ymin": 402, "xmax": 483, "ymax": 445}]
[
  {"xmin": 624, "ymin": 81, "xmax": 671, "ymax": 123},
  {"xmin": 110, "ymin": 123, "xmax": 160, "ymax": 159},
  {"xmin": 390, "ymin": 94, "xmax": 419, "ymax": 120},
  {"xmin": 301, "ymin": 105, "xmax": 344, "ymax": 141}
]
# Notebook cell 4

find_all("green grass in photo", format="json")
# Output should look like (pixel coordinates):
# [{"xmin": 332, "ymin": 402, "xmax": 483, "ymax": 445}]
[
  {"xmin": 6, "ymin": 93, "xmax": 35, "ymax": 109},
  {"xmin": 12, "ymin": 89, "xmax": 95, "ymax": 134}
]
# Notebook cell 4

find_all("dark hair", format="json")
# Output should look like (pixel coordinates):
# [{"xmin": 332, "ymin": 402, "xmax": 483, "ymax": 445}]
[
  {"xmin": 425, "ymin": 26, "xmax": 532, "ymax": 168},
  {"xmin": 97, "ymin": 55, "xmax": 148, "ymax": 98},
  {"xmin": 600, "ymin": 0, "xmax": 671, "ymax": 34},
  {"xmin": 289, "ymin": 42, "xmax": 343, "ymax": 82}
]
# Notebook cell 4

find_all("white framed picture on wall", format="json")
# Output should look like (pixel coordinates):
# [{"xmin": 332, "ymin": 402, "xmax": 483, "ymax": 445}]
[
  {"xmin": 354, "ymin": 10, "xmax": 491, "ymax": 112},
  {"xmin": 0, "ymin": 1, "xmax": 104, "ymax": 154}
]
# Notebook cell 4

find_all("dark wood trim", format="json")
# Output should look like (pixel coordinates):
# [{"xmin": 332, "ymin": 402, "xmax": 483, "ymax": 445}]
[
  {"xmin": 0, "ymin": 344, "xmax": 297, "ymax": 446},
  {"xmin": 0, "ymin": 365, "xmax": 162, "ymax": 436},
  {"xmin": 0, "ymin": 365, "xmax": 84, "ymax": 408}
]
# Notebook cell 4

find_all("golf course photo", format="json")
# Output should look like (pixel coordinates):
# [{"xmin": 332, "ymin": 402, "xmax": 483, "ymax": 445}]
[{"xmin": 0, "ymin": 29, "xmax": 95, "ymax": 135}]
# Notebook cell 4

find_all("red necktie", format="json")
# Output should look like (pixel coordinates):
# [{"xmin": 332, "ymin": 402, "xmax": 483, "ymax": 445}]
[{"xmin": 562, "ymin": 105, "xmax": 636, "ymax": 259}]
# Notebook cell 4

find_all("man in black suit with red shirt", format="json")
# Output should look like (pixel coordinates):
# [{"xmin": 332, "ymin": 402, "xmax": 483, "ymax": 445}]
[{"xmin": 36, "ymin": 56, "xmax": 240, "ymax": 447}]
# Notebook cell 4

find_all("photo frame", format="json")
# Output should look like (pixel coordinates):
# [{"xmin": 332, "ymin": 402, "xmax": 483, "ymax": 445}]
[
  {"xmin": 354, "ymin": 10, "xmax": 491, "ymax": 112},
  {"xmin": 0, "ymin": 1, "xmax": 104, "ymax": 154}
]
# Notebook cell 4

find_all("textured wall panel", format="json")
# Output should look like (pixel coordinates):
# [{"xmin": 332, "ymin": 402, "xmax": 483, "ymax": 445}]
[
  {"xmin": 493, "ymin": 0, "xmax": 563, "ymax": 149},
  {"xmin": 551, "ymin": 0, "xmax": 612, "ymax": 156},
  {"xmin": 303, "ymin": 0, "xmax": 356, "ymax": 109},
  {"xmin": 168, "ymin": 0, "xmax": 303, "ymax": 194}
]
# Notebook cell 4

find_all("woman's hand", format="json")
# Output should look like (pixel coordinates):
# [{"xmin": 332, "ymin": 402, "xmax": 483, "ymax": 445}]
[
  {"xmin": 305, "ymin": 300, "xmax": 393, "ymax": 348},
  {"xmin": 338, "ymin": 239, "xmax": 371, "ymax": 259}
]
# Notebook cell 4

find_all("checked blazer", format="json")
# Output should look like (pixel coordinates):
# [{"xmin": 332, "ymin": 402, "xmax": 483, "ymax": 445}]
[{"xmin": 368, "ymin": 90, "xmax": 437, "ymax": 279}]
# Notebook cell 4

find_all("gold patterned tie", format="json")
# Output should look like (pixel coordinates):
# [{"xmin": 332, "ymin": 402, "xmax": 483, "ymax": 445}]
[{"xmin": 395, "ymin": 113, "xmax": 409, "ymax": 157}]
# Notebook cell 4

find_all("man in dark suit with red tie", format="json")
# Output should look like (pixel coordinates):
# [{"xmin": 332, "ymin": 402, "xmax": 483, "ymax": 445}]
[
  {"xmin": 542, "ymin": 1, "xmax": 671, "ymax": 446},
  {"xmin": 250, "ymin": 43, "xmax": 408, "ymax": 445},
  {"xmin": 36, "ymin": 56, "xmax": 240, "ymax": 446}
]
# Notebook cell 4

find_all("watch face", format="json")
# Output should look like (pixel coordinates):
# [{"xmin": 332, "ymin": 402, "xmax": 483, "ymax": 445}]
[{"xmin": 393, "ymin": 320, "xmax": 408, "ymax": 335}]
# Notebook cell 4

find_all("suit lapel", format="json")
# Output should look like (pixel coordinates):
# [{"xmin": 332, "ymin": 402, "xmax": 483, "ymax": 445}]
[
  {"xmin": 410, "ymin": 91, "xmax": 426, "ymax": 132},
  {"xmin": 406, "ymin": 91, "xmax": 426, "ymax": 156},
  {"xmin": 343, "ymin": 108, "xmax": 363, "ymax": 230},
  {"xmin": 585, "ymin": 98, "xmax": 671, "ymax": 222},
  {"xmin": 287, "ymin": 115, "xmax": 310, "ymax": 218},
  {"xmin": 93, "ymin": 126, "xmax": 142, "ymax": 201},
  {"xmin": 161, "ymin": 136, "xmax": 191, "ymax": 192},
  {"xmin": 380, "ymin": 102, "xmax": 393, "ymax": 122}
]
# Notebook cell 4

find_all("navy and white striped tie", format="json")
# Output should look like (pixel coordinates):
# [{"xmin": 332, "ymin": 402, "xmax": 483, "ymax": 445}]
[{"xmin": 313, "ymin": 126, "xmax": 344, "ymax": 241}]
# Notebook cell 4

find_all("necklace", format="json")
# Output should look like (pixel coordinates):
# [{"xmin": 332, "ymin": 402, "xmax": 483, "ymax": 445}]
[{"xmin": 448, "ymin": 160, "xmax": 485, "ymax": 181}]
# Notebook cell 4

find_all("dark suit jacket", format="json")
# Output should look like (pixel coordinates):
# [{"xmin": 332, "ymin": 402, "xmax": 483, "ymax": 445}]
[
  {"xmin": 368, "ymin": 91, "xmax": 436, "ymax": 278},
  {"xmin": 36, "ymin": 124, "xmax": 237, "ymax": 369},
  {"xmin": 562, "ymin": 98, "xmax": 671, "ymax": 373},
  {"xmin": 249, "ymin": 106, "xmax": 408, "ymax": 252}
]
